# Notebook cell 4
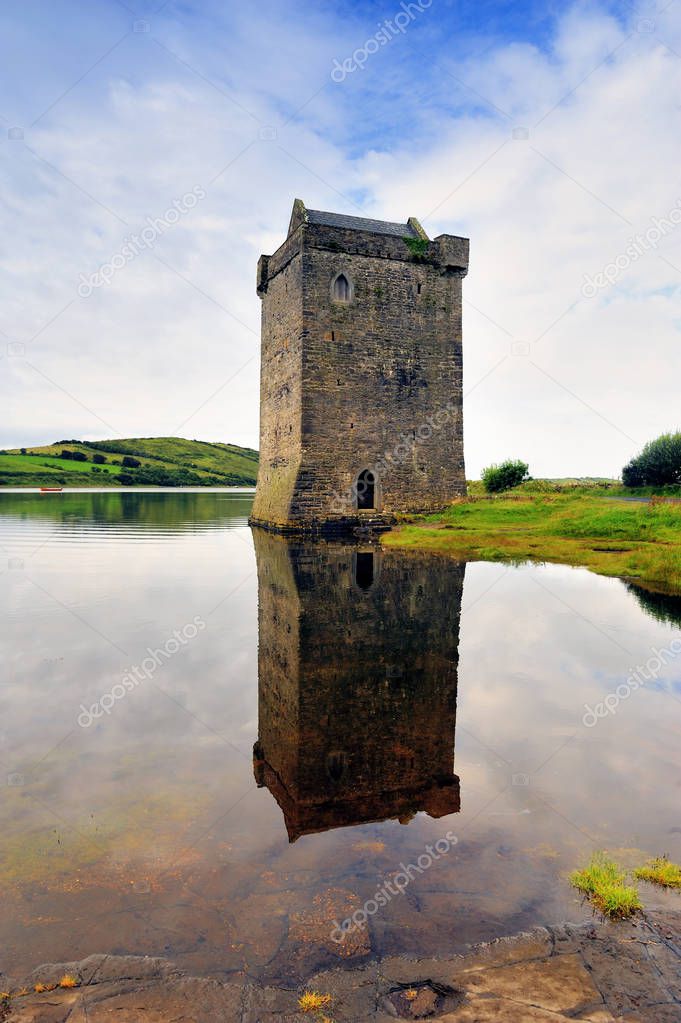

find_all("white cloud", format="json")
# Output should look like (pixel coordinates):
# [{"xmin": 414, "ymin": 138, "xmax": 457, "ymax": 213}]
[
  {"xmin": 369, "ymin": 8, "xmax": 681, "ymax": 475},
  {"xmin": 1, "ymin": 1, "xmax": 680, "ymax": 476}
]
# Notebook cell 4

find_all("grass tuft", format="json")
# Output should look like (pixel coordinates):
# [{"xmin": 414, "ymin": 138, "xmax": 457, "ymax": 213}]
[
  {"xmin": 58, "ymin": 975, "xmax": 79, "ymax": 989},
  {"xmin": 570, "ymin": 852, "xmax": 642, "ymax": 919},
  {"xmin": 634, "ymin": 856, "xmax": 681, "ymax": 888},
  {"xmin": 590, "ymin": 884, "xmax": 642, "ymax": 919},
  {"xmin": 298, "ymin": 990, "xmax": 332, "ymax": 1013},
  {"xmin": 571, "ymin": 852, "xmax": 623, "ymax": 892}
]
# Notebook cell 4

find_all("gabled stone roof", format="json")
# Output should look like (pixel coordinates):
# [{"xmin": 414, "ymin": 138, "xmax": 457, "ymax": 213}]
[
  {"xmin": 287, "ymin": 198, "xmax": 427, "ymax": 240},
  {"xmin": 306, "ymin": 208, "xmax": 421, "ymax": 238}
]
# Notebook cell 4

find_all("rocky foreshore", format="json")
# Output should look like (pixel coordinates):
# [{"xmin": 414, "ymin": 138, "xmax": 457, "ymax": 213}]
[{"xmin": 3, "ymin": 909, "xmax": 681, "ymax": 1022}]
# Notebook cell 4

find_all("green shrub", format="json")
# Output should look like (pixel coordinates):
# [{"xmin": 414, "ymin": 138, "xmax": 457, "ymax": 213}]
[
  {"xmin": 623, "ymin": 432, "xmax": 681, "ymax": 487},
  {"xmin": 481, "ymin": 460, "xmax": 530, "ymax": 493},
  {"xmin": 121, "ymin": 455, "xmax": 141, "ymax": 468}
]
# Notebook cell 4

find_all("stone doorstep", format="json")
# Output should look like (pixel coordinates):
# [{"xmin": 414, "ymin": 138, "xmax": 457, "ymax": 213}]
[{"xmin": 4, "ymin": 913, "xmax": 681, "ymax": 1023}]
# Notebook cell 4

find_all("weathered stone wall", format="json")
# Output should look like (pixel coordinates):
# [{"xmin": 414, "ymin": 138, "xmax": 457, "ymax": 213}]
[
  {"xmin": 252, "ymin": 530, "xmax": 464, "ymax": 841},
  {"xmin": 252, "ymin": 217, "xmax": 468, "ymax": 531},
  {"xmin": 250, "ymin": 237, "xmax": 304, "ymax": 525}
]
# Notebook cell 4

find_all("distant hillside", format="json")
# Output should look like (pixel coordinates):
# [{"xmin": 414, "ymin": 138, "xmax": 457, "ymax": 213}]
[{"xmin": 0, "ymin": 437, "xmax": 259, "ymax": 488}]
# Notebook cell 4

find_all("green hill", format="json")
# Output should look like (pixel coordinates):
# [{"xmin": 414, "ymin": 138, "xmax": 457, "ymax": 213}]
[{"xmin": 0, "ymin": 437, "xmax": 259, "ymax": 488}]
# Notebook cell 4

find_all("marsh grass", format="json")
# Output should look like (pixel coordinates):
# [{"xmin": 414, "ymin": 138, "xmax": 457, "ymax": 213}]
[
  {"xmin": 569, "ymin": 853, "xmax": 642, "ymax": 919},
  {"xmin": 384, "ymin": 492, "xmax": 681, "ymax": 593},
  {"xmin": 634, "ymin": 856, "xmax": 681, "ymax": 888},
  {"xmin": 590, "ymin": 884, "xmax": 642, "ymax": 920}
]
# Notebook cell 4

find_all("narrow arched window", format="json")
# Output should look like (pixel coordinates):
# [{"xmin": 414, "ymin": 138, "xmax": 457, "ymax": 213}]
[
  {"xmin": 357, "ymin": 469, "xmax": 375, "ymax": 510},
  {"xmin": 333, "ymin": 273, "xmax": 350, "ymax": 302}
]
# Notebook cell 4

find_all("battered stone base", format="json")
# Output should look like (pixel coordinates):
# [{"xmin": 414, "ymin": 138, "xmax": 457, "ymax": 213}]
[
  {"xmin": 248, "ymin": 515, "xmax": 396, "ymax": 537},
  {"xmin": 5, "ymin": 910, "xmax": 681, "ymax": 1022}
]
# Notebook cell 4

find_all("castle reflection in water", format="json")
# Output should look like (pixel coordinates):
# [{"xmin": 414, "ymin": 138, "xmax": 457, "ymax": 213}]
[{"xmin": 252, "ymin": 531, "xmax": 465, "ymax": 842}]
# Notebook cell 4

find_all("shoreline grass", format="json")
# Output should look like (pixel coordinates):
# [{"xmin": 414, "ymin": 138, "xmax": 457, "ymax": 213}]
[
  {"xmin": 634, "ymin": 856, "xmax": 681, "ymax": 888},
  {"xmin": 382, "ymin": 487, "xmax": 681, "ymax": 595},
  {"xmin": 570, "ymin": 853, "xmax": 642, "ymax": 919}
]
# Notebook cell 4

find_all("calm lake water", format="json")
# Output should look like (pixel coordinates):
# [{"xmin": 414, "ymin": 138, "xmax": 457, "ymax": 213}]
[{"xmin": 2, "ymin": 491, "xmax": 681, "ymax": 984}]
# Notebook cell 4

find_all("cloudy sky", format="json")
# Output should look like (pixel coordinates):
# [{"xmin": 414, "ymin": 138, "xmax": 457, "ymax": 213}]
[{"xmin": 1, "ymin": 0, "xmax": 680, "ymax": 477}]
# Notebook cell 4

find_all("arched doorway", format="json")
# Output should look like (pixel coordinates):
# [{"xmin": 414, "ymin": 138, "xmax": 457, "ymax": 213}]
[
  {"xmin": 326, "ymin": 751, "xmax": 348, "ymax": 782},
  {"xmin": 356, "ymin": 469, "xmax": 375, "ymax": 510},
  {"xmin": 355, "ymin": 551, "xmax": 374, "ymax": 591}
]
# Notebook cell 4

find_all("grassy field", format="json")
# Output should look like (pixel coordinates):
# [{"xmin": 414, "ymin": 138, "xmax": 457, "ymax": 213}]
[
  {"xmin": 0, "ymin": 454, "xmax": 123, "ymax": 477},
  {"xmin": 0, "ymin": 437, "xmax": 258, "ymax": 488},
  {"xmin": 383, "ymin": 486, "xmax": 681, "ymax": 594}
]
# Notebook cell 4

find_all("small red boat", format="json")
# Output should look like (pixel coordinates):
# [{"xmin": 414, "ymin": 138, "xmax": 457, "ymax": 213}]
[{"xmin": 40, "ymin": 487, "xmax": 63, "ymax": 493}]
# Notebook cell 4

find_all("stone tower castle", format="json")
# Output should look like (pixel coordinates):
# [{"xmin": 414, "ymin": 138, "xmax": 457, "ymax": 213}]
[{"xmin": 250, "ymin": 199, "xmax": 469, "ymax": 533}]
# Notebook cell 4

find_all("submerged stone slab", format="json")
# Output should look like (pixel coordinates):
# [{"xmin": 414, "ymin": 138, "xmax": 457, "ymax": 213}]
[
  {"xmin": 25, "ymin": 954, "xmax": 177, "ymax": 989},
  {"xmin": 378, "ymin": 927, "xmax": 554, "ymax": 986},
  {"xmin": 6, "ymin": 977, "xmax": 245, "ymax": 1023}
]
